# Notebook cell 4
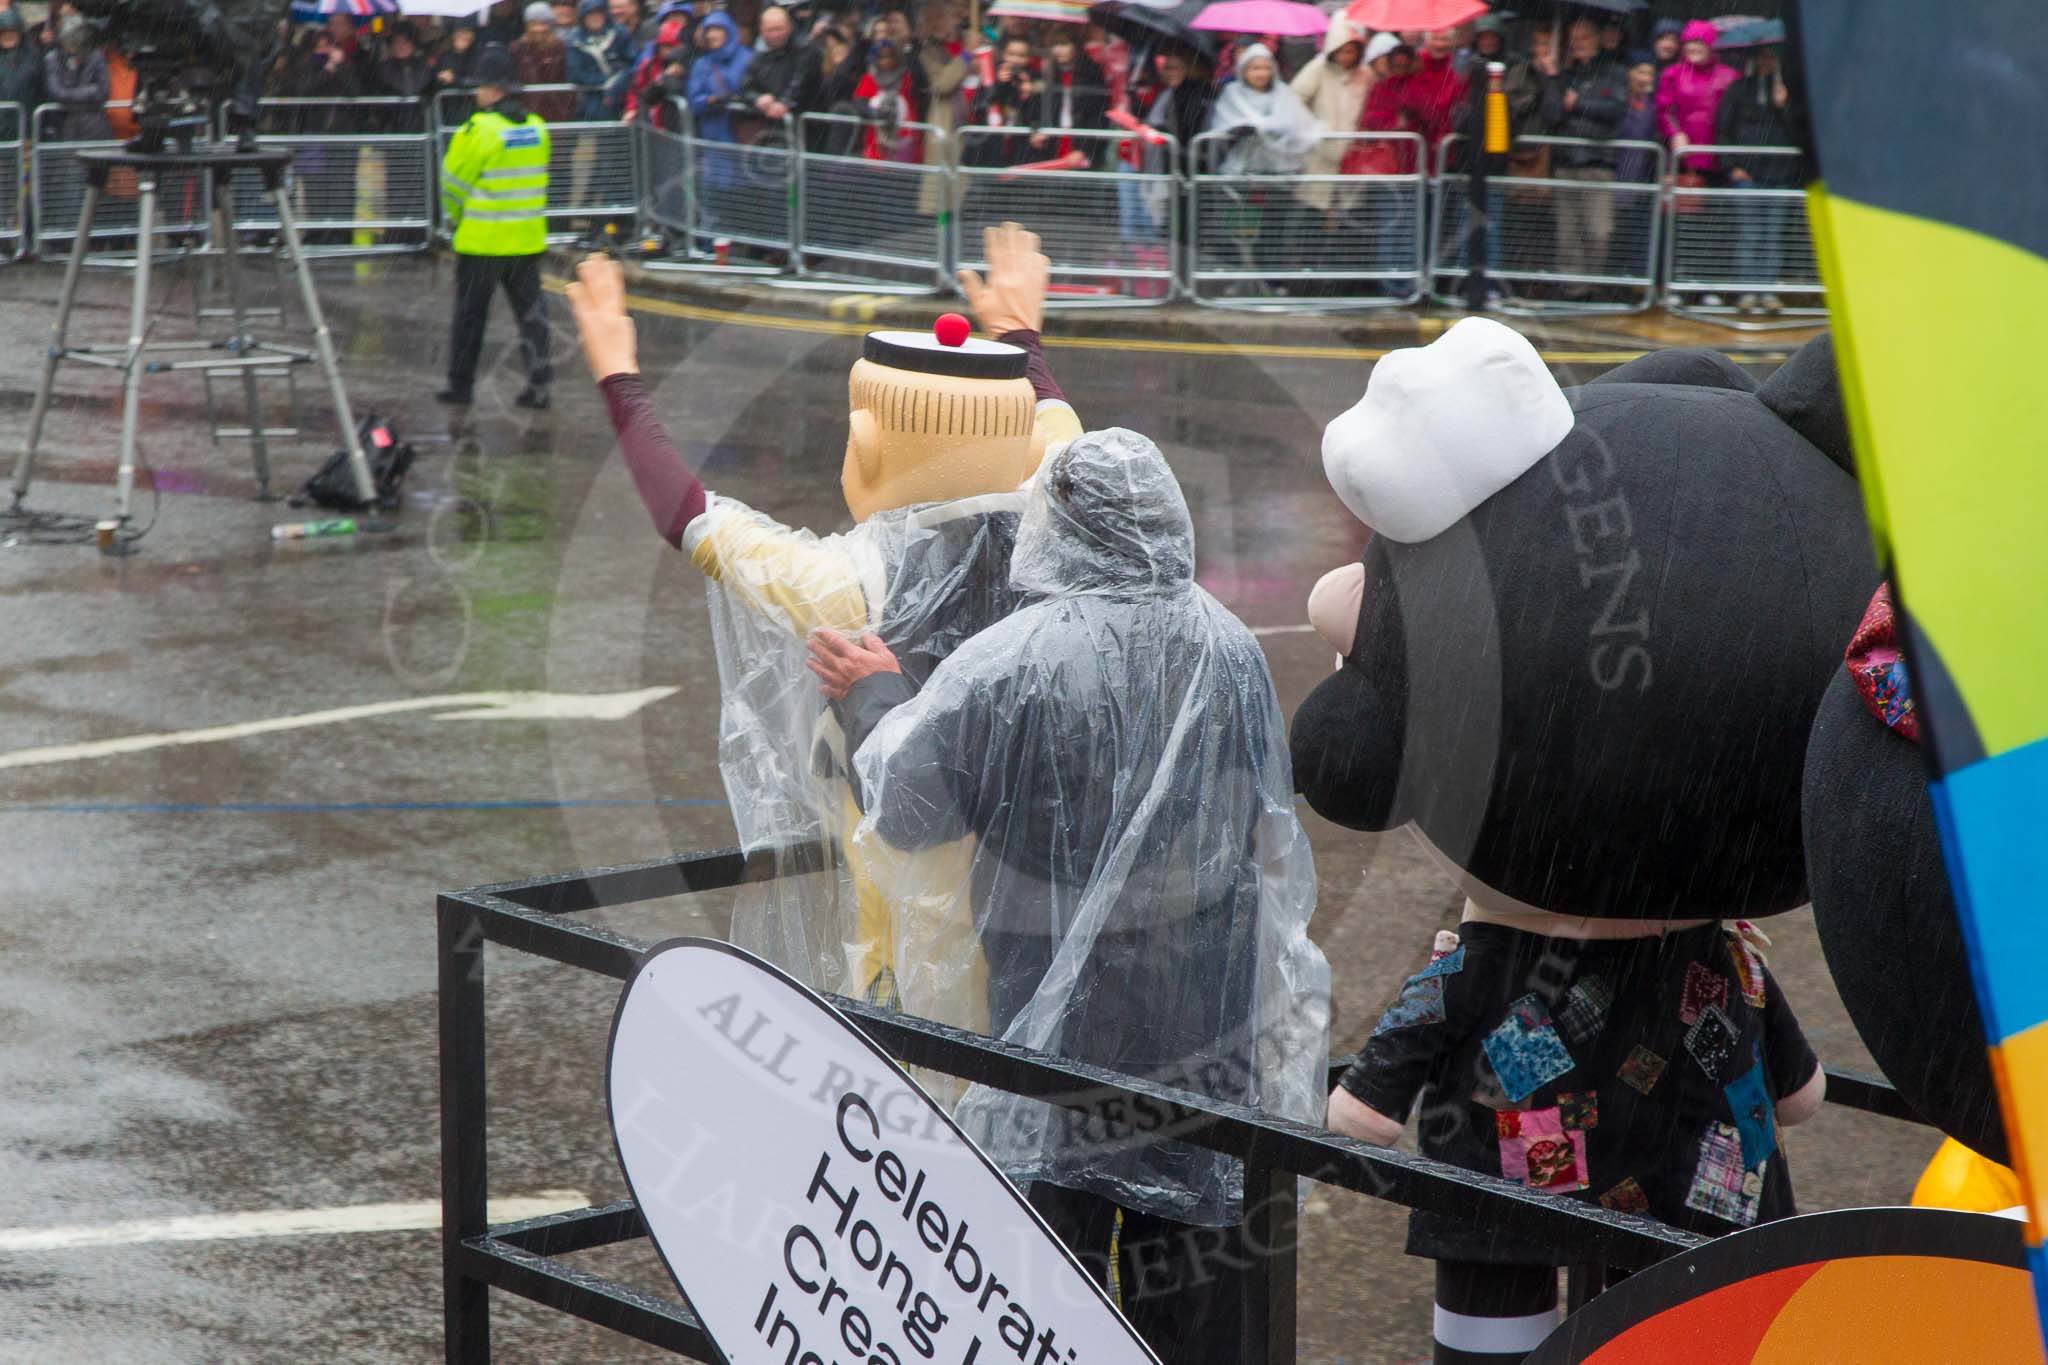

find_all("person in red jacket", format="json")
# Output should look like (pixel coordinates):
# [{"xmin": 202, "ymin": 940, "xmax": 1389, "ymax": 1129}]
[
  {"xmin": 1399, "ymin": 26, "xmax": 1466, "ymax": 172},
  {"xmin": 621, "ymin": 14, "xmax": 689, "ymax": 122},
  {"xmin": 852, "ymin": 32, "xmax": 923, "ymax": 160},
  {"xmin": 1340, "ymin": 33, "xmax": 1412, "ymax": 175}
]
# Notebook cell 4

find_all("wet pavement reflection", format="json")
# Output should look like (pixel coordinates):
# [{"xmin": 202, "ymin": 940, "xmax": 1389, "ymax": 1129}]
[{"xmin": 0, "ymin": 256, "xmax": 1932, "ymax": 1363}]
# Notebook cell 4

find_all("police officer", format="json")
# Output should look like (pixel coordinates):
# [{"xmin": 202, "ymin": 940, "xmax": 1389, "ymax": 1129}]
[{"xmin": 437, "ymin": 45, "xmax": 554, "ymax": 409}]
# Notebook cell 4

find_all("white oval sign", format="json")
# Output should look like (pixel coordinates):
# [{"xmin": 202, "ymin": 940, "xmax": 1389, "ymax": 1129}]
[{"xmin": 608, "ymin": 938, "xmax": 1161, "ymax": 1365}]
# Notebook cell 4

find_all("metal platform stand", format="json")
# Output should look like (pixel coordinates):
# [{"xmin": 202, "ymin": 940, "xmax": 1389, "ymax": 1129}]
[{"xmin": 10, "ymin": 146, "xmax": 378, "ymax": 531}]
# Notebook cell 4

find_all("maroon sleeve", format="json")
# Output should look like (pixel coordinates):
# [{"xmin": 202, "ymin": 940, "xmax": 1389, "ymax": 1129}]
[
  {"xmin": 996, "ymin": 328, "xmax": 1067, "ymax": 405},
  {"xmin": 599, "ymin": 372, "xmax": 707, "ymax": 549}
]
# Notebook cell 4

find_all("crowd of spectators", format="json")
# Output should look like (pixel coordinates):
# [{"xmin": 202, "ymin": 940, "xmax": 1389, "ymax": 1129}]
[{"xmin": 0, "ymin": 0, "xmax": 1804, "ymax": 305}]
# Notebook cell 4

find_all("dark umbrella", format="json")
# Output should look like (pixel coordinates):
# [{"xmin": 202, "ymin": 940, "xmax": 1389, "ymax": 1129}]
[
  {"xmin": 1087, "ymin": 1, "xmax": 1217, "ymax": 65},
  {"xmin": 1509, "ymin": 0, "xmax": 1645, "ymax": 14}
]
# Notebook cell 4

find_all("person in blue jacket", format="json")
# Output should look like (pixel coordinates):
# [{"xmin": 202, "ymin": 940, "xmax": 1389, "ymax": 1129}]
[
  {"xmin": 566, "ymin": 0, "xmax": 635, "ymax": 118},
  {"xmin": 685, "ymin": 10, "xmax": 751, "ymax": 145}
]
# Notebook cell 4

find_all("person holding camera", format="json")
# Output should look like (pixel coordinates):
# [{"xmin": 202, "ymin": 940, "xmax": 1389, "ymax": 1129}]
[{"xmin": 962, "ymin": 33, "xmax": 1035, "ymax": 166}]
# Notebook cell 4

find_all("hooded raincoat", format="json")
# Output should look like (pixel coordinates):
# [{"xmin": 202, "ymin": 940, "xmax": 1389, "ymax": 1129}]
[
  {"xmin": 1290, "ymin": 19, "xmax": 1372, "ymax": 209},
  {"xmin": 685, "ymin": 12, "xmax": 753, "ymax": 143},
  {"xmin": 692, "ymin": 383, "xmax": 1084, "ymax": 1041},
  {"xmin": 1656, "ymin": 22, "xmax": 1737, "ymax": 173},
  {"xmin": 845, "ymin": 429, "xmax": 1331, "ymax": 1225},
  {"xmin": 1207, "ymin": 44, "xmax": 1320, "ymax": 175}
]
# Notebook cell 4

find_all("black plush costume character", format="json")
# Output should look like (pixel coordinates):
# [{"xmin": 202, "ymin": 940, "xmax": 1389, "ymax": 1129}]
[
  {"xmin": 1804, "ymin": 583, "xmax": 2007, "ymax": 1164},
  {"xmin": 1299, "ymin": 321, "xmax": 1877, "ymax": 1364},
  {"xmin": 1293, "ymin": 322, "xmax": 1875, "ymax": 920}
]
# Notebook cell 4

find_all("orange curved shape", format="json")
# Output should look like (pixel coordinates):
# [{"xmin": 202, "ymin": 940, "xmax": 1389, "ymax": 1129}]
[
  {"xmin": 1752, "ymin": 1256, "xmax": 2039, "ymax": 1364},
  {"xmin": 1583, "ymin": 1263, "xmax": 1822, "ymax": 1365}
]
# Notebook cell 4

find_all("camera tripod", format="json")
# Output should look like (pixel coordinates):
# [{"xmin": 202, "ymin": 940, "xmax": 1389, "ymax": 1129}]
[{"xmin": 10, "ymin": 146, "xmax": 378, "ymax": 532}]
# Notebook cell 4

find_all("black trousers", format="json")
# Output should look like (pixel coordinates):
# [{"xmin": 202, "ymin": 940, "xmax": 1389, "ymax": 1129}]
[
  {"xmin": 1027, "ymin": 1181, "xmax": 1253, "ymax": 1365},
  {"xmin": 446, "ymin": 251, "xmax": 552, "ymax": 395}
]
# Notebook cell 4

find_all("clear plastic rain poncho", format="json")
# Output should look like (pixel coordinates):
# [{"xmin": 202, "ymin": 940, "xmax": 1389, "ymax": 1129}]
[
  {"xmin": 849, "ymin": 429, "xmax": 1332, "ymax": 1225},
  {"xmin": 695, "ymin": 488, "xmax": 1031, "ymax": 1037}
]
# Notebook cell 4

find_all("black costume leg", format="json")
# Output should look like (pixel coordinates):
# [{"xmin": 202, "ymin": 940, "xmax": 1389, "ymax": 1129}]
[
  {"xmin": 446, "ymin": 253, "xmax": 496, "ymax": 397},
  {"xmin": 1433, "ymin": 1260, "xmax": 1559, "ymax": 1364},
  {"xmin": 500, "ymin": 252, "xmax": 553, "ymax": 387}
]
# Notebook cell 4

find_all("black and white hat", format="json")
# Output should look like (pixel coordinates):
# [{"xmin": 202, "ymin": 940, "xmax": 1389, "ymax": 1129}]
[{"xmin": 862, "ymin": 315, "xmax": 1028, "ymax": 381}]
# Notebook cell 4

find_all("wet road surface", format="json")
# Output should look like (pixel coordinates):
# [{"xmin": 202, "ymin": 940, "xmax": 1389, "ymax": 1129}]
[{"xmin": 0, "ymin": 255, "xmax": 1934, "ymax": 1363}]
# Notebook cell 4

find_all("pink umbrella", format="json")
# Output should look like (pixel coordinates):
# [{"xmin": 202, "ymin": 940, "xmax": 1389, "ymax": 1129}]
[
  {"xmin": 1191, "ymin": 0, "xmax": 1329, "ymax": 36},
  {"xmin": 1342, "ymin": 0, "xmax": 1487, "ymax": 31}
]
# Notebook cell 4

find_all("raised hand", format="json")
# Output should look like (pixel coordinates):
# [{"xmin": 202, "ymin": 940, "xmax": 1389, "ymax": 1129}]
[
  {"xmin": 955, "ymin": 221, "xmax": 1048, "ymax": 337},
  {"xmin": 566, "ymin": 253, "xmax": 638, "ymax": 383}
]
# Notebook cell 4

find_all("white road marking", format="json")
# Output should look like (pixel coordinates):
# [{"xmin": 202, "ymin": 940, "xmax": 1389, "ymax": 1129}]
[
  {"xmin": 1250, "ymin": 624, "xmax": 1315, "ymax": 637},
  {"xmin": 0, "ymin": 1190, "xmax": 590, "ymax": 1252},
  {"xmin": 0, "ymin": 688, "xmax": 679, "ymax": 772}
]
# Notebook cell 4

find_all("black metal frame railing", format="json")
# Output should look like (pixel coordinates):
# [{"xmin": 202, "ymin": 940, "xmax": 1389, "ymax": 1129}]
[{"xmin": 438, "ymin": 842, "xmax": 1925, "ymax": 1363}]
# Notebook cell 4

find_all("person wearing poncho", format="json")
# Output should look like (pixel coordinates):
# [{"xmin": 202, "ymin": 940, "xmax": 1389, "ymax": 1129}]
[
  {"xmin": 813, "ymin": 428, "xmax": 1330, "ymax": 1365},
  {"xmin": 1207, "ymin": 42, "xmax": 1319, "ymax": 174},
  {"xmin": 565, "ymin": 229, "xmax": 1084, "ymax": 1033}
]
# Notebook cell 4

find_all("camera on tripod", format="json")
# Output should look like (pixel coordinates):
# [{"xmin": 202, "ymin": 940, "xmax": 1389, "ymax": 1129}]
[{"xmin": 72, "ymin": 0, "xmax": 287, "ymax": 152}]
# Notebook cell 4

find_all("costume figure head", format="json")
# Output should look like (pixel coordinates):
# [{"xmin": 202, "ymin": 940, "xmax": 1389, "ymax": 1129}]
[{"xmin": 840, "ymin": 318, "xmax": 1046, "ymax": 523}]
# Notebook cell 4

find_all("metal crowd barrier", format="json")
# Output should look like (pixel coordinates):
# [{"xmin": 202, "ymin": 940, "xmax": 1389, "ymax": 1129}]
[
  {"xmin": 0, "ymin": 102, "xmax": 22, "ymax": 261},
  {"xmin": 29, "ymin": 102, "xmax": 211, "ymax": 257},
  {"xmin": 635, "ymin": 105, "xmax": 690, "ymax": 244},
  {"xmin": 1429, "ymin": 133, "xmax": 1668, "ymax": 313},
  {"xmin": 954, "ymin": 127, "xmax": 1179, "ymax": 307},
  {"xmin": 1663, "ymin": 144, "xmax": 1824, "ymax": 328},
  {"xmin": 638, "ymin": 101, "xmax": 796, "ymax": 273},
  {"xmin": 1188, "ymin": 130, "xmax": 1424, "ymax": 310},
  {"xmin": 433, "ymin": 86, "xmax": 637, "ymax": 242},
  {"xmin": 11, "ymin": 93, "xmax": 1822, "ymax": 325},
  {"xmin": 219, "ymin": 98, "xmax": 435, "ymax": 253},
  {"xmin": 792, "ymin": 112, "xmax": 951, "ymax": 292}
]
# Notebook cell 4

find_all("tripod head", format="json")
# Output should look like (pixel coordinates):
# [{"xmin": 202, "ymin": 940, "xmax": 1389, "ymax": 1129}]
[{"xmin": 71, "ymin": 0, "xmax": 290, "ymax": 152}]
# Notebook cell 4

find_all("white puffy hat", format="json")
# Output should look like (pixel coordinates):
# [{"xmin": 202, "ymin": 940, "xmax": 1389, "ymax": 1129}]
[
  {"xmin": 1320, "ymin": 317, "xmax": 1574, "ymax": 543},
  {"xmin": 1364, "ymin": 31, "xmax": 1403, "ymax": 63}
]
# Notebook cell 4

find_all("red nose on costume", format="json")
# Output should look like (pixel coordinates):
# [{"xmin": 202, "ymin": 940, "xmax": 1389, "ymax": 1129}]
[{"xmin": 933, "ymin": 313, "xmax": 972, "ymax": 348}]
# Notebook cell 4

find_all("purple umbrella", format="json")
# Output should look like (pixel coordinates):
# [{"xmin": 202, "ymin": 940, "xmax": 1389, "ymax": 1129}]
[{"xmin": 1191, "ymin": 0, "xmax": 1329, "ymax": 35}]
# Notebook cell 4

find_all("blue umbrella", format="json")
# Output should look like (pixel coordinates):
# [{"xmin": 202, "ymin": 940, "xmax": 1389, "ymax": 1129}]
[{"xmin": 1715, "ymin": 16, "xmax": 1787, "ymax": 49}]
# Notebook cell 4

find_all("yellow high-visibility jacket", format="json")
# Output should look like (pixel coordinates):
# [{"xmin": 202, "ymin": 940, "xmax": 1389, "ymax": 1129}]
[{"xmin": 441, "ymin": 106, "xmax": 550, "ymax": 256}]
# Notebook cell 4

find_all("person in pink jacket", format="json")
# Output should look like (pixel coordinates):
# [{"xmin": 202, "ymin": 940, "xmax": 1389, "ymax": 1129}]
[{"xmin": 1656, "ymin": 19, "xmax": 1737, "ymax": 173}]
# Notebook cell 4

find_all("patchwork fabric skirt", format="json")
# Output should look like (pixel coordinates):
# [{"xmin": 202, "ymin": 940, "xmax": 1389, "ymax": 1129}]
[{"xmin": 1339, "ymin": 919, "xmax": 1817, "ymax": 1266}]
